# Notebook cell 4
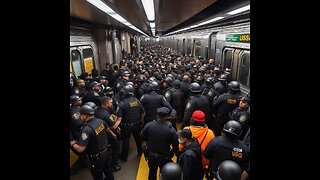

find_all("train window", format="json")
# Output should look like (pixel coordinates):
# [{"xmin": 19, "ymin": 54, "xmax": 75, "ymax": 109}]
[
  {"xmin": 71, "ymin": 50, "xmax": 82, "ymax": 78},
  {"xmin": 209, "ymin": 34, "xmax": 216, "ymax": 59},
  {"xmin": 238, "ymin": 51, "xmax": 250, "ymax": 87},
  {"xmin": 223, "ymin": 48, "xmax": 234, "ymax": 69},
  {"xmin": 83, "ymin": 48, "xmax": 94, "ymax": 75},
  {"xmin": 187, "ymin": 39, "xmax": 191, "ymax": 55}
]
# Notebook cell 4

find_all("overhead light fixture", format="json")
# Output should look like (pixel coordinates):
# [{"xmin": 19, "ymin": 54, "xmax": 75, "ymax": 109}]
[
  {"xmin": 141, "ymin": 0, "xmax": 155, "ymax": 21},
  {"xmin": 197, "ymin": 17, "xmax": 225, "ymax": 26},
  {"xmin": 226, "ymin": 5, "xmax": 250, "ymax": 15},
  {"xmin": 86, "ymin": 0, "xmax": 148, "ymax": 36}
]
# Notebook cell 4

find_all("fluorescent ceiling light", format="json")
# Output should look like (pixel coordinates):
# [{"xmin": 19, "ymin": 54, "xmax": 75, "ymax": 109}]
[
  {"xmin": 141, "ymin": 0, "xmax": 155, "ymax": 21},
  {"xmin": 86, "ymin": 0, "xmax": 148, "ymax": 36},
  {"xmin": 226, "ymin": 5, "xmax": 250, "ymax": 15},
  {"xmin": 150, "ymin": 22, "xmax": 155, "ymax": 28},
  {"xmin": 197, "ymin": 17, "xmax": 224, "ymax": 26}
]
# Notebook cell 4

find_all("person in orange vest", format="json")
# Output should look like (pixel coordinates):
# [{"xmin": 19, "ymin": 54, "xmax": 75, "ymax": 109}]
[{"xmin": 179, "ymin": 110, "xmax": 215, "ymax": 178}]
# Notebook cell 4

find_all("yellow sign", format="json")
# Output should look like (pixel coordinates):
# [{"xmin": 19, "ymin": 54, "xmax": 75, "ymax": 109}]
[
  {"xmin": 84, "ymin": 57, "xmax": 93, "ymax": 74},
  {"xmin": 70, "ymin": 62, "xmax": 73, "ymax": 73}
]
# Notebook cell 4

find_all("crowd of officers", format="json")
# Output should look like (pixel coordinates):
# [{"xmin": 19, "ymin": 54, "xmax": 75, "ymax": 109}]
[{"xmin": 70, "ymin": 44, "xmax": 250, "ymax": 180}]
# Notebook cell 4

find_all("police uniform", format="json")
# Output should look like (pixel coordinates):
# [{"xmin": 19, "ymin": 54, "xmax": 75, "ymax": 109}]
[
  {"xmin": 140, "ymin": 91, "xmax": 173, "ymax": 124},
  {"xmin": 164, "ymin": 86, "xmax": 183, "ymax": 126},
  {"xmin": 72, "ymin": 86, "xmax": 87, "ymax": 97},
  {"xmin": 78, "ymin": 117, "xmax": 114, "ymax": 180},
  {"xmin": 203, "ymin": 135, "xmax": 249, "ymax": 179},
  {"xmin": 118, "ymin": 96, "xmax": 145, "ymax": 161},
  {"xmin": 182, "ymin": 94, "xmax": 211, "ymax": 129},
  {"xmin": 212, "ymin": 93, "xmax": 240, "ymax": 136},
  {"xmin": 140, "ymin": 107, "xmax": 179, "ymax": 180},
  {"xmin": 70, "ymin": 106, "xmax": 83, "ymax": 141},
  {"xmin": 230, "ymin": 107, "xmax": 250, "ymax": 140},
  {"xmin": 82, "ymin": 89, "xmax": 102, "ymax": 106}
]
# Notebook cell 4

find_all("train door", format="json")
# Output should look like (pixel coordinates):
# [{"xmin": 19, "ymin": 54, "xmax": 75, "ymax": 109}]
[
  {"xmin": 187, "ymin": 39, "xmax": 191, "ymax": 56},
  {"xmin": 70, "ymin": 49, "xmax": 82, "ymax": 78},
  {"xmin": 222, "ymin": 47, "xmax": 234, "ymax": 69},
  {"xmin": 237, "ymin": 50, "xmax": 250, "ymax": 89},
  {"xmin": 82, "ymin": 47, "xmax": 95, "ymax": 75},
  {"xmin": 176, "ymin": 39, "xmax": 180, "ymax": 52},
  {"xmin": 70, "ymin": 45, "xmax": 95, "ymax": 77}
]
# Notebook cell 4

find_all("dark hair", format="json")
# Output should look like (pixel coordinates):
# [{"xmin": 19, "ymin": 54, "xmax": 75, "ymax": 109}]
[{"xmin": 100, "ymin": 96, "xmax": 112, "ymax": 105}]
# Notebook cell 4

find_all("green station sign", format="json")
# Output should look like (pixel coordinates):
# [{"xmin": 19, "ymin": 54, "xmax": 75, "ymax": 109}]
[{"xmin": 226, "ymin": 34, "xmax": 250, "ymax": 43}]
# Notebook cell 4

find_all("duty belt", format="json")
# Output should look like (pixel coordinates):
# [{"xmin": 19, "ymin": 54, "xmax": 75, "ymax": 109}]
[
  {"xmin": 88, "ymin": 144, "xmax": 110, "ymax": 159},
  {"xmin": 149, "ymin": 151, "xmax": 169, "ymax": 159},
  {"xmin": 122, "ymin": 121, "xmax": 140, "ymax": 126}
]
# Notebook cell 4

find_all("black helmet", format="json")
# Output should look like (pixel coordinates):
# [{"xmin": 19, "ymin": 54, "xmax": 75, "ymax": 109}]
[
  {"xmin": 228, "ymin": 81, "xmax": 240, "ymax": 91},
  {"xmin": 223, "ymin": 120, "xmax": 242, "ymax": 137},
  {"xmin": 147, "ymin": 76, "xmax": 157, "ymax": 83},
  {"xmin": 166, "ymin": 74, "xmax": 175, "ymax": 79},
  {"xmin": 122, "ymin": 71, "xmax": 130, "ymax": 77},
  {"xmin": 199, "ymin": 66, "xmax": 207, "ymax": 72},
  {"xmin": 218, "ymin": 74, "xmax": 228, "ymax": 81},
  {"xmin": 122, "ymin": 85, "xmax": 135, "ymax": 95},
  {"xmin": 189, "ymin": 82, "xmax": 201, "ymax": 93},
  {"xmin": 84, "ymin": 102, "xmax": 97, "ymax": 110},
  {"xmin": 137, "ymin": 74, "xmax": 146, "ymax": 82},
  {"xmin": 70, "ymin": 95, "xmax": 82, "ymax": 105},
  {"xmin": 173, "ymin": 79, "xmax": 181, "ymax": 87},
  {"xmin": 149, "ymin": 81, "xmax": 159, "ymax": 91},
  {"xmin": 217, "ymin": 160, "xmax": 242, "ymax": 180},
  {"xmin": 164, "ymin": 77, "xmax": 174, "ymax": 86},
  {"xmin": 160, "ymin": 162, "xmax": 182, "ymax": 180},
  {"xmin": 126, "ymin": 81, "xmax": 134, "ymax": 86},
  {"xmin": 79, "ymin": 105, "xmax": 95, "ymax": 115},
  {"xmin": 205, "ymin": 76, "xmax": 214, "ymax": 86},
  {"xmin": 89, "ymin": 81, "xmax": 101, "ymax": 88}
]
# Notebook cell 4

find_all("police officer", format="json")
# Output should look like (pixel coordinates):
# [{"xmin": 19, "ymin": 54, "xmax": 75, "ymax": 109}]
[
  {"xmin": 203, "ymin": 120, "xmax": 249, "ymax": 180},
  {"xmin": 230, "ymin": 96, "xmax": 250, "ymax": 140},
  {"xmin": 70, "ymin": 95, "xmax": 83, "ymax": 140},
  {"xmin": 140, "ymin": 81, "xmax": 173, "ymax": 125},
  {"xmin": 113, "ymin": 70, "xmax": 130, "ymax": 94},
  {"xmin": 217, "ymin": 160, "xmax": 242, "ymax": 180},
  {"xmin": 141, "ymin": 107, "xmax": 179, "ymax": 180},
  {"xmin": 212, "ymin": 81, "xmax": 241, "ymax": 136},
  {"xmin": 71, "ymin": 79, "xmax": 88, "ymax": 97},
  {"xmin": 202, "ymin": 76, "xmax": 219, "ymax": 105},
  {"xmin": 160, "ymin": 162, "xmax": 182, "ymax": 180},
  {"xmin": 177, "ymin": 128, "xmax": 203, "ymax": 180},
  {"xmin": 136, "ymin": 74, "xmax": 148, "ymax": 100},
  {"xmin": 70, "ymin": 105, "xmax": 115, "ymax": 180},
  {"xmin": 181, "ymin": 82, "xmax": 211, "ymax": 129},
  {"xmin": 163, "ymin": 79, "xmax": 183, "ymax": 127},
  {"xmin": 82, "ymin": 81, "xmax": 102, "ymax": 106},
  {"xmin": 94, "ymin": 96, "xmax": 122, "ymax": 172},
  {"xmin": 213, "ymin": 74, "xmax": 228, "ymax": 95},
  {"xmin": 118, "ymin": 85, "xmax": 145, "ymax": 162},
  {"xmin": 70, "ymin": 95, "xmax": 86, "ymax": 174}
]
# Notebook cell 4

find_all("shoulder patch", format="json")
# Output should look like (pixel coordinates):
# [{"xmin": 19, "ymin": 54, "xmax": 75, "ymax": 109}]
[
  {"xmin": 239, "ymin": 115, "xmax": 247, "ymax": 122},
  {"xmin": 208, "ymin": 91, "xmax": 213, "ymax": 96},
  {"xmin": 110, "ymin": 114, "xmax": 117, "ymax": 122},
  {"xmin": 116, "ymin": 83, "xmax": 121, "ymax": 88},
  {"xmin": 94, "ymin": 92, "xmax": 99, "ymax": 96},
  {"xmin": 81, "ymin": 132, "xmax": 88, "ymax": 141},
  {"xmin": 75, "ymin": 89, "xmax": 79, "ymax": 94},
  {"xmin": 72, "ymin": 112, "xmax": 80, "ymax": 120},
  {"xmin": 165, "ymin": 91, "xmax": 171, "ymax": 98},
  {"xmin": 186, "ymin": 102, "xmax": 191, "ymax": 110}
]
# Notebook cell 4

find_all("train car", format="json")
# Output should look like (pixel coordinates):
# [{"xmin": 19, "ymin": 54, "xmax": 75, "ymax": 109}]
[{"xmin": 160, "ymin": 22, "xmax": 250, "ymax": 95}]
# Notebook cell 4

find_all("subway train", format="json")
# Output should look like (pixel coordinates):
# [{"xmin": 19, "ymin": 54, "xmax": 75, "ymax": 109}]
[
  {"xmin": 159, "ymin": 22, "xmax": 250, "ymax": 95},
  {"xmin": 70, "ymin": 21, "xmax": 250, "ymax": 95}
]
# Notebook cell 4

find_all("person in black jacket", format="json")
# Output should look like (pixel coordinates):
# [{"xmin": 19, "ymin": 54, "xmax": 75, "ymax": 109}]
[{"xmin": 177, "ymin": 129, "xmax": 203, "ymax": 180}]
